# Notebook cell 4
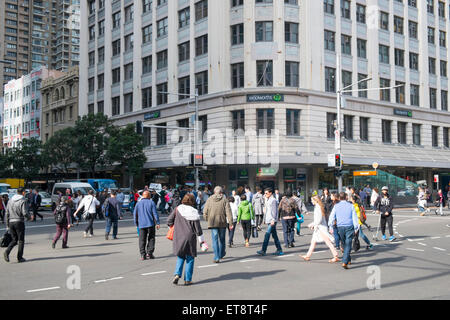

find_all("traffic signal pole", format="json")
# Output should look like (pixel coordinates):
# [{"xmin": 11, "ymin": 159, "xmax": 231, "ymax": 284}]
[{"xmin": 336, "ymin": 55, "xmax": 343, "ymax": 193}]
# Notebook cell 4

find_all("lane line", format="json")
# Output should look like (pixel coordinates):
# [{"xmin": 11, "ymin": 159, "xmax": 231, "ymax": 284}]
[
  {"xmin": 94, "ymin": 276, "xmax": 124, "ymax": 283},
  {"xmin": 417, "ymin": 243, "xmax": 427, "ymax": 246},
  {"xmin": 406, "ymin": 248, "xmax": 424, "ymax": 252},
  {"xmin": 433, "ymin": 247, "xmax": 446, "ymax": 251},
  {"xmin": 430, "ymin": 236, "xmax": 441, "ymax": 239},
  {"xmin": 27, "ymin": 286, "xmax": 60, "ymax": 293},
  {"xmin": 277, "ymin": 254, "xmax": 294, "ymax": 258},
  {"xmin": 141, "ymin": 271, "xmax": 167, "ymax": 276},
  {"xmin": 198, "ymin": 264, "xmax": 218, "ymax": 269},
  {"xmin": 240, "ymin": 259, "xmax": 260, "ymax": 263}
]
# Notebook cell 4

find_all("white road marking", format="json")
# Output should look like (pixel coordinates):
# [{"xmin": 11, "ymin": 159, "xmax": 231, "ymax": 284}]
[
  {"xmin": 433, "ymin": 247, "xmax": 446, "ymax": 251},
  {"xmin": 406, "ymin": 248, "xmax": 425, "ymax": 252},
  {"xmin": 430, "ymin": 236, "xmax": 441, "ymax": 239},
  {"xmin": 398, "ymin": 234, "xmax": 404, "ymax": 237},
  {"xmin": 198, "ymin": 264, "xmax": 218, "ymax": 269},
  {"xmin": 312, "ymin": 250, "xmax": 327, "ymax": 254},
  {"xmin": 446, "ymin": 235, "xmax": 450, "ymax": 238},
  {"xmin": 27, "ymin": 286, "xmax": 60, "ymax": 293},
  {"xmin": 141, "ymin": 271, "xmax": 167, "ymax": 276},
  {"xmin": 240, "ymin": 259, "xmax": 260, "ymax": 263},
  {"xmin": 277, "ymin": 254, "xmax": 294, "ymax": 258},
  {"xmin": 417, "ymin": 243, "xmax": 427, "ymax": 246},
  {"xmin": 94, "ymin": 276, "xmax": 124, "ymax": 283},
  {"xmin": 410, "ymin": 238, "xmax": 425, "ymax": 242}
]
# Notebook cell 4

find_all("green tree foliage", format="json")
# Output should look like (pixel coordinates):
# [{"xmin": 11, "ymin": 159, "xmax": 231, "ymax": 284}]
[
  {"xmin": 43, "ymin": 127, "xmax": 77, "ymax": 174},
  {"xmin": 10, "ymin": 138, "xmax": 44, "ymax": 185}
]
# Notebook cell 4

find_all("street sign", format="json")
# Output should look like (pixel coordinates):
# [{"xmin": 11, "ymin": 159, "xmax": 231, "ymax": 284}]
[
  {"xmin": 328, "ymin": 154, "xmax": 335, "ymax": 167},
  {"xmin": 434, "ymin": 174, "xmax": 439, "ymax": 183},
  {"xmin": 335, "ymin": 129, "xmax": 340, "ymax": 149},
  {"xmin": 353, "ymin": 171, "xmax": 377, "ymax": 176},
  {"xmin": 372, "ymin": 162, "xmax": 379, "ymax": 169},
  {"xmin": 144, "ymin": 111, "xmax": 161, "ymax": 120}
]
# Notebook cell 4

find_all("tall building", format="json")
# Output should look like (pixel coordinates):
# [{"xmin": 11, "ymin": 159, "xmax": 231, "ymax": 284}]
[
  {"xmin": 2, "ymin": 66, "xmax": 64, "ymax": 149},
  {"xmin": 0, "ymin": 0, "xmax": 80, "ymax": 96},
  {"xmin": 79, "ymin": 0, "xmax": 450, "ymax": 194}
]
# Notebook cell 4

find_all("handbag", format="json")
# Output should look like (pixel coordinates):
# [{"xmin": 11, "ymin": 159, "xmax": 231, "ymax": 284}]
[
  {"xmin": 1, "ymin": 231, "xmax": 12, "ymax": 248},
  {"xmin": 352, "ymin": 231, "xmax": 361, "ymax": 252},
  {"xmin": 252, "ymin": 226, "xmax": 258, "ymax": 238},
  {"xmin": 82, "ymin": 196, "xmax": 95, "ymax": 220}
]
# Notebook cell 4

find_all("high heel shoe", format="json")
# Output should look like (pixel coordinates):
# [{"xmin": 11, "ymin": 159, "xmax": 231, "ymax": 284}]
[{"xmin": 300, "ymin": 255, "xmax": 310, "ymax": 261}]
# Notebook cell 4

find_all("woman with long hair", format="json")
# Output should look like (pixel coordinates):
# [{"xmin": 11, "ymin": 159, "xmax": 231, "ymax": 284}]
[
  {"xmin": 370, "ymin": 187, "xmax": 379, "ymax": 214},
  {"xmin": 300, "ymin": 195, "xmax": 339, "ymax": 263}
]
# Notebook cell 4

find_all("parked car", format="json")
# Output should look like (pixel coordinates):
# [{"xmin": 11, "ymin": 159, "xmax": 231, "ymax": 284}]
[{"xmin": 39, "ymin": 191, "xmax": 52, "ymax": 210}]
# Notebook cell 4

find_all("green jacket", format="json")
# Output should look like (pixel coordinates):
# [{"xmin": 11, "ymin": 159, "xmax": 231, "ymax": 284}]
[{"xmin": 237, "ymin": 200, "xmax": 255, "ymax": 223}]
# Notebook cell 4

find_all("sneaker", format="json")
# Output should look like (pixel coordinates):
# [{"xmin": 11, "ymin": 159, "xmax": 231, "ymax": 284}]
[
  {"xmin": 256, "ymin": 250, "xmax": 266, "ymax": 256},
  {"xmin": 172, "ymin": 275, "xmax": 180, "ymax": 285},
  {"xmin": 17, "ymin": 258, "xmax": 26, "ymax": 263},
  {"xmin": 367, "ymin": 244, "xmax": 373, "ymax": 250},
  {"xmin": 52, "ymin": 242, "xmax": 56, "ymax": 249},
  {"xmin": 89, "ymin": 234, "xmax": 93, "ymax": 238},
  {"xmin": 148, "ymin": 253, "xmax": 155, "ymax": 259},
  {"xmin": 272, "ymin": 251, "xmax": 284, "ymax": 256},
  {"xmin": 141, "ymin": 255, "xmax": 146, "ymax": 261},
  {"xmin": 389, "ymin": 236, "xmax": 396, "ymax": 242},
  {"xmin": 3, "ymin": 252, "xmax": 9, "ymax": 263},
  {"xmin": 228, "ymin": 244, "xmax": 232, "ymax": 248},
  {"xmin": 83, "ymin": 232, "xmax": 87, "ymax": 238},
  {"xmin": 213, "ymin": 259, "xmax": 220, "ymax": 263},
  {"xmin": 382, "ymin": 235, "xmax": 387, "ymax": 241},
  {"xmin": 105, "ymin": 234, "xmax": 109, "ymax": 240},
  {"xmin": 62, "ymin": 245, "xmax": 69, "ymax": 249},
  {"xmin": 184, "ymin": 281, "xmax": 193, "ymax": 286},
  {"xmin": 289, "ymin": 243, "xmax": 295, "ymax": 248}
]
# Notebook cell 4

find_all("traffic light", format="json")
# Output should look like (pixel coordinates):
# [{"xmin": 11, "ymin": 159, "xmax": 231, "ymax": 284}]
[
  {"xmin": 190, "ymin": 153, "xmax": 203, "ymax": 167},
  {"xmin": 136, "ymin": 120, "xmax": 143, "ymax": 135},
  {"xmin": 334, "ymin": 168, "xmax": 343, "ymax": 177},
  {"xmin": 335, "ymin": 154, "xmax": 341, "ymax": 167}
]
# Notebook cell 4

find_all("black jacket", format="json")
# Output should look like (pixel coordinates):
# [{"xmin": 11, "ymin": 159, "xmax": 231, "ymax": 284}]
[{"xmin": 374, "ymin": 194, "xmax": 394, "ymax": 215}]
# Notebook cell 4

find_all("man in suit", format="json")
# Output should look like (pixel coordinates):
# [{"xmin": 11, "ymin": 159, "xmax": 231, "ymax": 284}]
[{"xmin": 31, "ymin": 189, "xmax": 43, "ymax": 221}]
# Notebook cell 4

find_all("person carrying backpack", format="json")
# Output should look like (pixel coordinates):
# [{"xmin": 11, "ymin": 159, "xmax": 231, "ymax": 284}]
[
  {"xmin": 278, "ymin": 189, "xmax": 298, "ymax": 248},
  {"xmin": 237, "ymin": 194, "xmax": 255, "ymax": 248},
  {"xmin": 52, "ymin": 196, "xmax": 72, "ymax": 249},
  {"xmin": 103, "ymin": 191, "xmax": 123, "ymax": 240},
  {"xmin": 351, "ymin": 195, "xmax": 373, "ymax": 250}
]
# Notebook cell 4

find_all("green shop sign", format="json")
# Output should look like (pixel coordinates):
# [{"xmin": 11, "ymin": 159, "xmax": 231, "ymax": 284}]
[
  {"xmin": 393, "ymin": 109, "xmax": 412, "ymax": 117},
  {"xmin": 247, "ymin": 93, "xmax": 284, "ymax": 102},
  {"xmin": 144, "ymin": 111, "xmax": 161, "ymax": 120}
]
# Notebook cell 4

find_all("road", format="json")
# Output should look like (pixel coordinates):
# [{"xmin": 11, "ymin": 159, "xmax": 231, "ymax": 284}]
[{"xmin": 0, "ymin": 208, "xmax": 449, "ymax": 300}]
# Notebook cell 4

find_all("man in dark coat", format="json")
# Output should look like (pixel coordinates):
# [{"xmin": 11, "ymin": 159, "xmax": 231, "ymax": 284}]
[{"xmin": 31, "ymin": 189, "xmax": 43, "ymax": 221}]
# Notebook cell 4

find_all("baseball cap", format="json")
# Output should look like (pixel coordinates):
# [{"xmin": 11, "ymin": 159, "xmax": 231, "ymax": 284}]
[{"xmin": 382, "ymin": 186, "xmax": 389, "ymax": 191}]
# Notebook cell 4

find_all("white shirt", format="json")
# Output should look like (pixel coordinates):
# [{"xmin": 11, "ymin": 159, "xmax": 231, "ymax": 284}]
[{"xmin": 78, "ymin": 195, "xmax": 100, "ymax": 214}]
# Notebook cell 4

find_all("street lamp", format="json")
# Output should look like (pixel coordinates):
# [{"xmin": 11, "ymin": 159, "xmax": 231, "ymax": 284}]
[{"xmin": 335, "ymin": 54, "xmax": 405, "ymax": 193}]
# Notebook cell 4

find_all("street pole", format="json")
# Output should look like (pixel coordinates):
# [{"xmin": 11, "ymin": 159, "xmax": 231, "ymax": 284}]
[
  {"xmin": 336, "ymin": 54, "xmax": 343, "ymax": 193},
  {"xmin": 194, "ymin": 88, "xmax": 200, "ymax": 192}
]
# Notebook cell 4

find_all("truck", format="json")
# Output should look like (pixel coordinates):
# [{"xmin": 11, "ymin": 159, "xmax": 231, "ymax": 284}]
[{"xmin": 0, "ymin": 178, "xmax": 24, "ymax": 189}]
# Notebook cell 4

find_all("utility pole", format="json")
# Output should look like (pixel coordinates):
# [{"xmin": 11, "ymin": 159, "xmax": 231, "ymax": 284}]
[
  {"xmin": 194, "ymin": 88, "xmax": 200, "ymax": 192},
  {"xmin": 336, "ymin": 54, "xmax": 343, "ymax": 193}
]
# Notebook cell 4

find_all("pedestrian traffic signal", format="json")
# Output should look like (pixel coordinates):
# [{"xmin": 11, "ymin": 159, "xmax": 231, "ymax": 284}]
[
  {"xmin": 335, "ymin": 154, "xmax": 341, "ymax": 167},
  {"xmin": 334, "ymin": 168, "xmax": 343, "ymax": 177},
  {"xmin": 190, "ymin": 153, "xmax": 203, "ymax": 167},
  {"xmin": 136, "ymin": 121, "xmax": 143, "ymax": 135}
]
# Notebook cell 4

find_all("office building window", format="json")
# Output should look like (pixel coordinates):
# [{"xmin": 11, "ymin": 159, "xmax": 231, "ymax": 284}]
[
  {"xmin": 256, "ymin": 60, "xmax": 273, "ymax": 87},
  {"xmin": 429, "ymin": 57, "xmax": 436, "ymax": 74},
  {"xmin": 195, "ymin": 71, "xmax": 208, "ymax": 95},
  {"xmin": 232, "ymin": 0, "xmax": 244, "ymax": 7},
  {"xmin": 232, "ymin": 110, "xmax": 245, "ymax": 131},
  {"xmin": 398, "ymin": 122, "xmax": 407, "ymax": 145},
  {"xmin": 358, "ymin": 73, "xmax": 368, "ymax": 98},
  {"xmin": 379, "ymin": 45, "xmax": 390, "ymax": 64},
  {"xmin": 382, "ymin": 120, "xmax": 392, "ymax": 143},
  {"xmin": 142, "ymin": 87, "xmax": 152, "ymax": 109},
  {"xmin": 179, "ymin": 7, "xmax": 190, "ymax": 29},
  {"xmin": 410, "ymin": 52, "xmax": 419, "ymax": 70},
  {"xmin": 440, "ymin": 30, "xmax": 446, "ymax": 47},
  {"xmin": 157, "ymin": 83, "xmax": 168, "ymax": 105},
  {"xmin": 341, "ymin": 0, "xmax": 350, "ymax": 19},
  {"xmin": 410, "ymin": 84, "xmax": 420, "ymax": 106},
  {"xmin": 124, "ymin": 34, "xmax": 134, "ymax": 51},
  {"xmin": 255, "ymin": 21, "xmax": 273, "ymax": 42},
  {"xmin": 143, "ymin": 0, "xmax": 153, "ymax": 13},
  {"xmin": 285, "ymin": 22, "xmax": 299, "ymax": 43},
  {"xmin": 412, "ymin": 123, "xmax": 421, "ymax": 145},
  {"xmin": 286, "ymin": 109, "xmax": 300, "ymax": 136},
  {"xmin": 112, "ymin": 96, "xmax": 120, "ymax": 116},
  {"xmin": 142, "ymin": 25, "xmax": 152, "ymax": 44},
  {"xmin": 342, "ymin": 70, "xmax": 352, "ymax": 95},
  {"xmin": 427, "ymin": 0, "xmax": 434, "ymax": 14},
  {"xmin": 285, "ymin": 61, "xmax": 299, "ymax": 87},
  {"xmin": 443, "ymin": 127, "xmax": 449, "ymax": 147},
  {"xmin": 325, "ymin": 67, "xmax": 336, "ymax": 92},
  {"xmin": 124, "ymin": 63, "xmax": 133, "ymax": 81},
  {"xmin": 195, "ymin": 35, "xmax": 208, "ymax": 56},
  {"xmin": 438, "ymin": 1, "xmax": 445, "ymax": 18},
  {"xmin": 157, "ymin": 123, "xmax": 167, "ymax": 145},
  {"xmin": 231, "ymin": 23, "xmax": 244, "ymax": 45},
  {"xmin": 98, "ymin": 74, "xmax": 104, "ymax": 90},
  {"xmin": 112, "ymin": 12, "xmax": 121, "ymax": 29},
  {"xmin": 324, "ymin": 0, "xmax": 335, "ymax": 15},
  {"xmin": 394, "ymin": 16, "xmax": 404, "ymax": 34},
  {"xmin": 395, "ymin": 49, "xmax": 404, "ymax": 67},
  {"xmin": 257, "ymin": 109, "xmax": 274, "ymax": 136},
  {"xmin": 143, "ymin": 127, "xmax": 151, "ymax": 147},
  {"xmin": 341, "ymin": 34, "xmax": 351, "ymax": 55},
  {"xmin": 440, "ymin": 60, "xmax": 447, "ymax": 77},
  {"xmin": 380, "ymin": 78, "xmax": 391, "ymax": 101},
  {"xmin": 231, "ymin": 62, "xmax": 245, "ymax": 88},
  {"xmin": 142, "ymin": 55, "xmax": 152, "ymax": 74},
  {"xmin": 178, "ymin": 41, "xmax": 190, "ymax": 62},
  {"xmin": 324, "ymin": 30, "xmax": 335, "ymax": 51},
  {"xmin": 112, "ymin": 67, "xmax": 120, "ymax": 84},
  {"xmin": 157, "ymin": 50, "xmax": 168, "ymax": 69},
  {"xmin": 98, "ymin": 47, "xmax": 104, "ymax": 64},
  {"xmin": 97, "ymin": 101, "xmax": 104, "ymax": 114},
  {"xmin": 157, "ymin": 18, "xmax": 168, "ymax": 37},
  {"xmin": 432, "ymin": 126, "xmax": 439, "ymax": 147},
  {"xmin": 112, "ymin": 39, "xmax": 121, "ymax": 56},
  {"xmin": 327, "ymin": 113, "xmax": 337, "ymax": 139},
  {"xmin": 343, "ymin": 115, "xmax": 353, "ymax": 140},
  {"xmin": 124, "ymin": 93, "xmax": 133, "ymax": 113},
  {"xmin": 380, "ymin": 12, "xmax": 389, "ymax": 30},
  {"xmin": 356, "ymin": 4, "xmax": 366, "ymax": 23},
  {"xmin": 88, "ymin": 77, "xmax": 94, "ymax": 92},
  {"xmin": 178, "ymin": 76, "xmax": 190, "ymax": 100},
  {"xmin": 430, "ymin": 88, "xmax": 437, "ymax": 109},
  {"xmin": 125, "ymin": 5, "xmax": 134, "ymax": 24},
  {"xmin": 441, "ymin": 90, "xmax": 448, "ymax": 111},
  {"xmin": 360, "ymin": 117, "xmax": 369, "ymax": 141},
  {"xmin": 395, "ymin": 81, "xmax": 405, "ymax": 104},
  {"xmin": 409, "ymin": 20, "xmax": 418, "ymax": 39},
  {"xmin": 357, "ymin": 38, "xmax": 366, "ymax": 58},
  {"xmin": 428, "ymin": 27, "xmax": 435, "ymax": 44},
  {"xmin": 195, "ymin": 0, "xmax": 208, "ymax": 21}
]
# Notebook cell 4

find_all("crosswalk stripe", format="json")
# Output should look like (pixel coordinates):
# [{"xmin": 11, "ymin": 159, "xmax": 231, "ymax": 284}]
[
  {"xmin": 141, "ymin": 271, "xmax": 167, "ymax": 276},
  {"xmin": 27, "ymin": 286, "xmax": 60, "ymax": 293}
]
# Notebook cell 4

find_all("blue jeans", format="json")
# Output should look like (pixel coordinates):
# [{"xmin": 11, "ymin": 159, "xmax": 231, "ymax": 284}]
[
  {"xmin": 211, "ymin": 228, "xmax": 226, "ymax": 261},
  {"xmin": 333, "ymin": 224, "xmax": 342, "ymax": 249},
  {"xmin": 105, "ymin": 218, "xmax": 118, "ymax": 237},
  {"xmin": 261, "ymin": 222, "xmax": 282, "ymax": 253},
  {"xmin": 359, "ymin": 227, "xmax": 371, "ymax": 245},
  {"xmin": 174, "ymin": 255, "xmax": 195, "ymax": 282},
  {"xmin": 281, "ymin": 218, "xmax": 296, "ymax": 246},
  {"xmin": 337, "ymin": 226, "xmax": 355, "ymax": 265}
]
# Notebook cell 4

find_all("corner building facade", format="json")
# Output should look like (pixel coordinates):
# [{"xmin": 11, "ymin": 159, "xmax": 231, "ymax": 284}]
[{"xmin": 79, "ymin": 0, "xmax": 450, "ymax": 196}]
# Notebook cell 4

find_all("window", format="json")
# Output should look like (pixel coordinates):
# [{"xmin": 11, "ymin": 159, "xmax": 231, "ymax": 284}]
[
  {"xmin": 442, "ymin": 90, "xmax": 448, "ymax": 111},
  {"xmin": 341, "ymin": 0, "xmax": 350, "ymax": 19},
  {"xmin": 112, "ymin": 67, "xmax": 120, "ymax": 84},
  {"xmin": 231, "ymin": 23, "xmax": 244, "ymax": 45},
  {"xmin": 432, "ymin": 126, "xmax": 439, "ymax": 147},
  {"xmin": 124, "ymin": 93, "xmax": 133, "ymax": 113},
  {"xmin": 232, "ymin": 0, "xmax": 244, "ymax": 7},
  {"xmin": 382, "ymin": 120, "xmax": 392, "ymax": 143},
  {"xmin": 397, "ymin": 122, "xmax": 407, "ymax": 145},
  {"xmin": 125, "ymin": 5, "xmax": 134, "ymax": 23},
  {"xmin": 195, "ymin": 71, "xmax": 208, "ymax": 95},
  {"xmin": 89, "ymin": 25, "xmax": 95, "ymax": 41},
  {"xmin": 409, "ymin": 21, "xmax": 418, "ymax": 39},
  {"xmin": 143, "ymin": 55, "xmax": 152, "ymax": 74},
  {"xmin": 231, "ymin": 62, "xmax": 245, "ymax": 89},
  {"xmin": 112, "ymin": 39, "xmax": 121, "ymax": 56},
  {"xmin": 439, "ymin": 30, "xmax": 446, "ymax": 47},
  {"xmin": 444, "ymin": 127, "xmax": 449, "ymax": 147},
  {"xmin": 257, "ymin": 109, "xmax": 274, "ymax": 136},
  {"xmin": 256, "ymin": 0, "xmax": 273, "ymax": 3},
  {"xmin": 379, "ymin": 45, "xmax": 389, "ymax": 64},
  {"xmin": 395, "ymin": 49, "xmax": 404, "ymax": 67},
  {"xmin": 88, "ymin": 51, "xmax": 95, "ymax": 66},
  {"xmin": 286, "ymin": 109, "xmax": 300, "ymax": 136},
  {"xmin": 232, "ymin": 110, "xmax": 245, "ymax": 131},
  {"xmin": 380, "ymin": 78, "xmax": 391, "ymax": 101},
  {"xmin": 343, "ymin": 115, "xmax": 353, "ymax": 140},
  {"xmin": 143, "ymin": 0, "xmax": 153, "ymax": 13},
  {"xmin": 98, "ymin": 20, "xmax": 105, "ymax": 37},
  {"xmin": 124, "ymin": 34, "xmax": 134, "ymax": 51},
  {"xmin": 394, "ymin": 16, "xmax": 404, "ymax": 34},
  {"xmin": 285, "ymin": 22, "xmax": 299, "ymax": 43},
  {"xmin": 97, "ymin": 101, "xmax": 104, "ymax": 114},
  {"xmin": 430, "ymin": 88, "xmax": 437, "ymax": 109},
  {"xmin": 285, "ymin": 61, "xmax": 299, "ymax": 87},
  {"xmin": 395, "ymin": 81, "xmax": 405, "ymax": 104},
  {"xmin": 88, "ymin": 77, "xmax": 94, "ymax": 92},
  {"xmin": 324, "ymin": 30, "xmax": 335, "ymax": 51},
  {"xmin": 256, "ymin": 60, "xmax": 273, "ymax": 86},
  {"xmin": 98, "ymin": 74, "xmax": 104, "ymax": 90},
  {"xmin": 360, "ymin": 117, "xmax": 369, "ymax": 141},
  {"xmin": 342, "ymin": 70, "xmax": 352, "ymax": 95},
  {"xmin": 178, "ymin": 76, "xmax": 190, "ymax": 99},
  {"xmin": 177, "ymin": 119, "xmax": 190, "ymax": 142},
  {"xmin": 142, "ymin": 25, "xmax": 152, "ymax": 44},
  {"xmin": 380, "ymin": 12, "xmax": 389, "ymax": 30},
  {"xmin": 157, "ymin": 18, "xmax": 168, "ymax": 37},
  {"xmin": 412, "ymin": 123, "xmax": 421, "ymax": 145},
  {"xmin": 88, "ymin": 0, "xmax": 95, "ymax": 14},
  {"xmin": 324, "ymin": 0, "xmax": 335, "ymax": 14},
  {"xmin": 357, "ymin": 38, "xmax": 366, "ymax": 58},
  {"xmin": 195, "ymin": 35, "xmax": 208, "ymax": 56},
  {"xmin": 179, "ymin": 7, "xmax": 190, "ymax": 29},
  {"xmin": 143, "ymin": 127, "xmax": 151, "ymax": 147},
  {"xmin": 157, "ymin": 83, "xmax": 168, "ymax": 105},
  {"xmin": 358, "ymin": 73, "xmax": 368, "ymax": 98},
  {"xmin": 409, "ymin": 0, "xmax": 417, "ymax": 6},
  {"xmin": 178, "ymin": 41, "xmax": 190, "ymax": 62},
  {"xmin": 124, "ymin": 63, "xmax": 133, "ymax": 81},
  {"xmin": 112, "ymin": 96, "xmax": 120, "ymax": 116},
  {"xmin": 410, "ymin": 52, "xmax": 419, "ymax": 70},
  {"xmin": 356, "ymin": 4, "xmax": 366, "ymax": 23},
  {"xmin": 98, "ymin": 47, "xmax": 104, "ymax": 64},
  {"xmin": 195, "ymin": 0, "xmax": 208, "ymax": 21},
  {"xmin": 428, "ymin": 27, "xmax": 435, "ymax": 44},
  {"xmin": 157, "ymin": 50, "xmax": 168, "ymax": 69},
  {"xmin": 157, "ymin": 123, "xmax": 167, "ymax": 146},
  {"xmin": 410, "ymin": 84, "xmax": 420, "ymax": 106},
  {"xmin": 427, "ymin": 0, "xmax": 434, "ymax": 14},
  {"xmin": 441, "ymin": 60, "xmax": 447, "ymax": 77},
  {"xmin": 112, "ymin": 12, "xmax": 121, "ymax": 29},
  {"xmin": 142, "ymin": 87, "xmax": 152, "ymax": 109},
  {"xmin": 255, "ymin": 21, "xmax": 273, "ymax": 42},
  {"xmin": 429, "ymin": 57, "xmax": 436, "ymax": 74},
  {"xmin": 438, "ymin": 1, "xmax": 445, "ymax": 18},
  {"xmin": 325, "ymin": 67, "xmax": 336, "ymax": 92},
  {"xmin": 327, "ymin": 113, "xmax": 337, "ymax": 139},
  {"xmin": 88, "ymin": 104, "xmax": 94, "ymax": 114},
  {"xmin": 341, "ymin": 34, "xmax": 351, "ymax": 55},
  {"xmin": 158, "ymin": 0, "xmax": 168, "ymax": 5}
]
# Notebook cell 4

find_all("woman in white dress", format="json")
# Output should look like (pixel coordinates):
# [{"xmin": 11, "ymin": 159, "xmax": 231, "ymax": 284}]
[{"xmin": 300, "ymin": 195, "xmax": 339, "ymax": 263}]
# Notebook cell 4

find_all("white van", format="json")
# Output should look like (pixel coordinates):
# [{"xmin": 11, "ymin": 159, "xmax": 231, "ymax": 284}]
[{"xmin": 51, "ymin": 182, "xmax": 95, "ymax": 209}]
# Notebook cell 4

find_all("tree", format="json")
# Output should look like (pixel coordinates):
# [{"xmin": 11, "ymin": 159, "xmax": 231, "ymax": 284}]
[
  {"xmin": 0, "ymin": 150, "xmax": 13, "ymax": 178},
  {"xmin": 107, "ymin": 123, "xmax": 147, "ymax": 189},
  {"xmin": 10, "ymin": 138, "xmax": 44, "ymax": 186},
  {"xmin": 72, "ymin": 113, "xmax": 114, "ymax": 177},
  {"xmin": 43, "ymin": 127, "xmax": 77, "ymax": 175}
]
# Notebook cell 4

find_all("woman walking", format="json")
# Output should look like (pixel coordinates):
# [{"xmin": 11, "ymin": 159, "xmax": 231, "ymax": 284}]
[
  {"xmin": 330, "ymin": 192, "xmax": 342, "ymax": 252},
  {"xmin": 370, "ymin": 188, "xmax": 379, "ymax": 214},
  {"xmin": 435, "ymin": 189, "xmax": 444, "ymax": 216},
  {"xmin": 300, "ymin": 195, "xmax": 339, "ymax": 263},
  {"xmin": 417, "ymin": 186, "xmax": 427, "ymax": 216},
  {"xmin": 321, "ymin": 188, "xmax": 333, "ymax": 223},
  {"xmin": 228, "ymin": 196, "xmax": 238, "ymax": 247},
  {"xmin": 237, "ymin": 194, "xmax": 255, "ymax": 247},
  {"xmin": 168, "ymin": 194, "xmax": 206, "ymax": 286},
  {"xmin": 278, "ymin": 189, "xmax": 298, "ymax": 248},
  {"xmin": 252, "ymin": 186, "xmax": 265, "ymax": 231},
  {"xmin": 52, "ymin": 196, "xmax": 72, "ymax": 249}
]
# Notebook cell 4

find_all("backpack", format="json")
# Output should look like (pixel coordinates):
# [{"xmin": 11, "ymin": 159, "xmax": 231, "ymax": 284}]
[
  {"xmin": 359, "ymin": 205, "xmax": 367, "ymax": 224},
  {"xmin": 102, "ymin": 200, "xmax": 111, "ymax": 217},
  {"xmin": 54, "ymin": 204, "xmax": 68, "ymax": 225}
]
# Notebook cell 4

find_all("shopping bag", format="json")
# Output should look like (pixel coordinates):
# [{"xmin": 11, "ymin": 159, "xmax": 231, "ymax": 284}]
[
  {"xmin": 1, "ymin": 231, "xmax": 12, "ymax": 248},
  {"xmin": 166, "ymin": 225, "xmax": 174, "ymax": 241}
]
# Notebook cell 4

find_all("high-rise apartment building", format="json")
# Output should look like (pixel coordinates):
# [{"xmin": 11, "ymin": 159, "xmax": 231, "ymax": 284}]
[{"xmin": 79, "ymin": 0, "xmax": 450, "ymax": 193}]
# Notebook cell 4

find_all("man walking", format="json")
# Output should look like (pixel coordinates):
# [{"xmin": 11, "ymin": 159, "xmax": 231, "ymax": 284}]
[
  {"xmin": 203, "ymin": 186, "xmax": 234, "ymax": 263},
  {"xmin": 31, "ymin": 189, "xmax": 43, "ymax": 221},
  {"xmin": 257, "ymin": 188, "xmax": 284, "ymax": 256},
  {"xmin": 116, "ymin": 189, "xmax": 125, "ymax": 217},
  {"xmin": 103, "ymin": 191, "xmax": 123, "ymax": 240},
  {"xmin": 4, "ymin": 188, "xmax": 30, "ymax": 263},
  {"xmin": 328, "ymin": 192, "xmax": 359, "ymax": 269},
  {"xmin": 134, "ymin": 191, "xmax": 160, "ymax": 260},
  {"xmin": 73, "ymin": 190, "xmax": 100, "ymax": 238}
]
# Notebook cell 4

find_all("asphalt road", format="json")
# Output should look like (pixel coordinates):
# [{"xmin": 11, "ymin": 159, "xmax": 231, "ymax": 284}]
[{"xmin": 0, "ymin": 208, "xmax": 449, "ymax": 300}]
